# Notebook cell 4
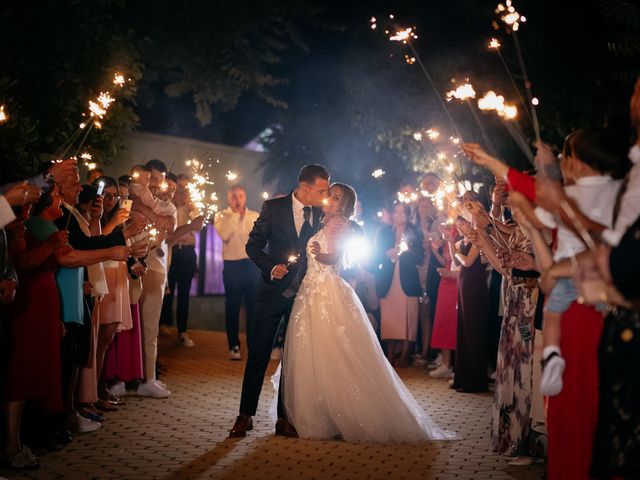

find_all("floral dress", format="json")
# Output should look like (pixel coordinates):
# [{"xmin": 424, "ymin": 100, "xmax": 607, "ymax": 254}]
[{"xmin": 491, "ymin": 226, "xmax": 539, "ymax": 456}]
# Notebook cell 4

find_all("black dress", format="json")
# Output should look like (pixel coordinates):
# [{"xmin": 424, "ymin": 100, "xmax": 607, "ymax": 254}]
[
  {"xmin": 453, "ymin": 241, "xmax": 489, "ymax": 392},
  {"xmin": 591, "ymin": 307, "xmax": 640, "ymax": 479}
]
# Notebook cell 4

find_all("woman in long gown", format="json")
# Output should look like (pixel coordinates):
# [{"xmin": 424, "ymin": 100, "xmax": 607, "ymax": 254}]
[
  {"xmin": 451, "ymin": 217, "xmax": 489, "ymax": 393},
  {"xmin": 283, "ymin": 183, "xmax": 455, "ymax": 443}
]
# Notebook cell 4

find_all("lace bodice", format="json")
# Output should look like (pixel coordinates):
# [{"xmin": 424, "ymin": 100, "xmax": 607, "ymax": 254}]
[{"xmin": 304, "ymin": 225, "xmax": 341, "ymax": 284}]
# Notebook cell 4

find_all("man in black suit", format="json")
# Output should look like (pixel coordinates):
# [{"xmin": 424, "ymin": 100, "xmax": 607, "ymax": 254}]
[{"xmin": 229, "ymin": 164, "xmax": 330, "ymax": 438}]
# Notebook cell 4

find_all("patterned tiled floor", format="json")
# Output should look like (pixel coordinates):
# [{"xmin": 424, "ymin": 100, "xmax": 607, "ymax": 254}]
[{"xmin": 1, "ymin": 330, "xmax": 545, "ymax": 480}]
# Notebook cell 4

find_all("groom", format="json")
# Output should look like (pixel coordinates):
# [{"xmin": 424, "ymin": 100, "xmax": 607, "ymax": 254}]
[{"xmin": 229, "ymin": 164, "xmax": 329, "ymax": 438}]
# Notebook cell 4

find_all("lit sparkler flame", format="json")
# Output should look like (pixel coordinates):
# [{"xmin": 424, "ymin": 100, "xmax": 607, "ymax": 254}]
[
  {"xmin": 446, "ymin": 83, "xmax": 476, "ymax": 101},
  {"xmin": 86, "ymin": 162, "xmax": 97, "ymax": 170},
  {"xmin": 80, "ymin": 152, "xmax": 92, "ymax": 160},
  {"xmin": 226, "ymin": 171, "xmax": 238, "ymax": 181},
  {"xmin": 489, "ymin": 38, "xmax": 501, "ymax": 49},
  {"xmin": 426, "ymin": 129, "xmax": 440, "ymax": 140},
  {"xmin": 371, "ymin": 169, "xmax": 386, "ymax": 178},
  {"xmin": 477, "ymin": 90, "xmax": 518, "ymax": 120},
  {"xmin": 413, "ymin": 132, "xmax": 423, "ymax": 141},
  {"xmin": 0, "ymin": 105, "xmax": 7, "ymax": 123},
  {"xmin": 113, "ymin": 73, "xmax": 125, "ymax": 86},
  {"xmin": 262, "ymin": 192, "xmax": 270, "ymax": 199},
  {"xmin": 496, "ymin": 0, "xmax": 526, "ymax": 31},
  {"xmin": 398, "ymin": 239, "xmax": 408, "ymax": 254},
  {"xmin": 389, "ymin": 27, "xmax": 417, "ymax": 43}
]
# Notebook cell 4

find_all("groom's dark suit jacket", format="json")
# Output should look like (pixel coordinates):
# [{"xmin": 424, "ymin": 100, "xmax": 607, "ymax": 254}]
[{"xmin": 245, "ymin": 193, "xmax": 322, "ymax": 301}]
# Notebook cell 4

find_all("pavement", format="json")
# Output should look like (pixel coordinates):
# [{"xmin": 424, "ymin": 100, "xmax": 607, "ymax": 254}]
[{"xmin": 0, "ymin": 329, "xmax": 545, "ymax": 480}]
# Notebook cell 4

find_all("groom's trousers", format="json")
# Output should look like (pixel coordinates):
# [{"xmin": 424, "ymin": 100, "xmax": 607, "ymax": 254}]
[{"xmin": 239, "ymin": 295, "xmax": 293, "ymax": 418}]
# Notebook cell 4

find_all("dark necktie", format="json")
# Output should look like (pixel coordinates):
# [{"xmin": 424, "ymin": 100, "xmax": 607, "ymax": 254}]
[{"xmin": 299, "ymin": 206, "xmax": 313, "ymax": 248}]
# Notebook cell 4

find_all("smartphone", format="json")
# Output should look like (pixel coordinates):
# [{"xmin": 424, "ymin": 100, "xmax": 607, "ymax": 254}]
[
  {"xmin": 121, "ymin": 199, "xmax": 133, "ymax": 212},
  {"xmin": 96, "ymin": 181, "xmax": 105, "ymax": 196}
]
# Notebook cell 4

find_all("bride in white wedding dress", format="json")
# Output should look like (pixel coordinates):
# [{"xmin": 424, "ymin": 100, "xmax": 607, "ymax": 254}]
[{"xmin": 282, "ymin": 183, "xmax": 456, "ymax": 443}]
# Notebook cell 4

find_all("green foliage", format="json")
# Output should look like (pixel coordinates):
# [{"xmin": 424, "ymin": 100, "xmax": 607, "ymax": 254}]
[
  {"xmin": 0, "ymin": 1, "xmax": 143, "ymax": 181},
  {"xmin": 136, "ymin": 0, "xmax": 327, "ymax": 126}
]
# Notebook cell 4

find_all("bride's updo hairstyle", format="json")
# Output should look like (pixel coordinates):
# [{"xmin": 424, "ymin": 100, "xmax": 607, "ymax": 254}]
[{"xmin": 331, "ymin": 182, "xmax": 357, "ymax": 219}]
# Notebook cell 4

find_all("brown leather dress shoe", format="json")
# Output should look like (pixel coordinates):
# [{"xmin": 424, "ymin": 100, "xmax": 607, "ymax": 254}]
[
  {"xmin": 229, "ymin": 415, "xmax": 253, "ymax": 438},
  {"xmin": 275, "ymin": 418, "xmax": 299, "ymax": 438}
]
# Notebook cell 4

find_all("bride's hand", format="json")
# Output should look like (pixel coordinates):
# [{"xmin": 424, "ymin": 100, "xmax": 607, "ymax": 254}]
[{"xmin": 310, "ymin": 241, "xmax": 321, "ymax": 256}]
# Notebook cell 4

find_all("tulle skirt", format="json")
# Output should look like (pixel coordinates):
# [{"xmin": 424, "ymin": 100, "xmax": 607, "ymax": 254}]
[{"xmin": 282, "ymin": 272, "xmax": 455, "ymax": 443}]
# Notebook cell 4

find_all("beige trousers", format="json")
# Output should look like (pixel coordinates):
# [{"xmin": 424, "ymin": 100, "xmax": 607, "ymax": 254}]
[{"xmin": 140, "ymin": 270, "xmax": 166, "ymax": 381}]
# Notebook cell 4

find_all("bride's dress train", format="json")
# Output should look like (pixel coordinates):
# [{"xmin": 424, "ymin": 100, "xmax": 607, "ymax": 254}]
[{"xmin": 282, "ymin": 226, "xmax": 456, "ymax": 443}]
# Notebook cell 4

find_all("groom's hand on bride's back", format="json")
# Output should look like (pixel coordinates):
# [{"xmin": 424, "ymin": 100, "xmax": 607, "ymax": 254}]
[{"xmin": 272, "ymin": 264, "xmax": 289, "ymax": 280}]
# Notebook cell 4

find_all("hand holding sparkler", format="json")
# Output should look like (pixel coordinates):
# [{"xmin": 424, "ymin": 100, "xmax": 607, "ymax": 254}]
[{"xmin": 272, "ymin": 263, "xmax": 290, "ymax": 280}]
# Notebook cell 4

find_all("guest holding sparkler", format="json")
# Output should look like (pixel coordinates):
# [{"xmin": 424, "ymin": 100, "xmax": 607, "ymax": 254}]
[
  {"xmin": 428, "ymin": 224, "xmax": 459, "ymax": 379},
  {"xmin": 214, "ymin": 186, "xmax": 259, "ymax": 360},
  {"xmin": 162, "ymin": 174, "xmax": 205, "ymax": 348},
  {"xmin": 132, "ymin": 159, "xmax": 176, "ymax": 398},
  {"xmin": 375, "ymin": 202, "xmax": 424, "ymax": 368}
]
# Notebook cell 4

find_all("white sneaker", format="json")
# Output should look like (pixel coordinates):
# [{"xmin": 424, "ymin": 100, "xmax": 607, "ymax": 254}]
[
  {"xmin": 270, "ymin": 347, "xmax": 283, "ymax": 361},
  {"xmin": 229, "ymin": 346, "xmax": 242, "ymax": 361},
  {"xmin": 71, "ymin": 412, "xmax": 101, "ymax": 433},
  {"xmin": 137, "ymin": 380, "xmax": 171, "ymax": 398},
  {"xmin": 179, "ymin": 333, "xmax": 195, "ymax": 347},
  {"xmin": 429, "ymin": 364, "xmax": 453, "ymax": 379},
  {"xmin": 427, "ymin": 353, "xmax": 443, "ymax": 370},
  {"xmin": 107, "ymin": 381, "xmax": 126, "ymax": 398}
]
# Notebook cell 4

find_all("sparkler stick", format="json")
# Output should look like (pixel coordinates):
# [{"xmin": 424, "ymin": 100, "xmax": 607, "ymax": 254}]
[
  {"xmin": 512, "ymin": 32, "xmax": 541, "ymax": 145},
  {"xmin": 488, "ymin": 38, "xmax": 532, "ymax": 122}
]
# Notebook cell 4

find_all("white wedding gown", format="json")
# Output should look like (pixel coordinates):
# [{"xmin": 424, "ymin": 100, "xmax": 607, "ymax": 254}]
[{"xmin": 282, "ymin": 226, "xmax": 456, "ymax": 443}]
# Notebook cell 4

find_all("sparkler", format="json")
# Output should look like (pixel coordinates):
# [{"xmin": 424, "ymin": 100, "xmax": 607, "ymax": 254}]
[
  {"xmin": 494, "ymin": 1, "xmax": 541, "ymax": 144},
  {"xmin": 226, "ymin": 171, "xmax": 238, "ymax": 181},
  {"xmin": 371, "ymin": 169, "xmax": 386, "ymax": 178},
  {"xmin": 426, "ymin": 129, "xmax": 440, "ymax": 140},
  {"xmin": 185, "ymin": 158, "xmax": 219, "ymax": 223},
  {"xmin": 0, "ymin": 105, "xmax": 7, "ymax": 123}
]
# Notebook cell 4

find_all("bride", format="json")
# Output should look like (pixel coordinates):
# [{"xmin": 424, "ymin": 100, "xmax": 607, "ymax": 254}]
[{"xmin": 282, "ymin": 182, "xmax": 455, "ymax": 443}]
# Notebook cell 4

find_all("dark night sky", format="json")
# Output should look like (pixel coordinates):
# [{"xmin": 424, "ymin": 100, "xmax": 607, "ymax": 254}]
[{"xmin": 137, "ymin": 0, "xmax": 632, "ymax": 148}]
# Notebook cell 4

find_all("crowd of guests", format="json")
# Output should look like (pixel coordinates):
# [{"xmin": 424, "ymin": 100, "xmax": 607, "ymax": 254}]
[
  {"xmin": 1, "ymin": 81, "xmax": 638, "ymax": 478},
  {"xmin": 0, "ymin": 158, "xmax": 203, "ymax": 469},
  {"xmin": 343, "ymin": 78, "xmax": 640, "ymax": 478}
]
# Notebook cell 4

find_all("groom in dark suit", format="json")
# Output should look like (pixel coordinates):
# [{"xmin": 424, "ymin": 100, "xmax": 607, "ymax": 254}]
[{"xmin": 229, "ymin": 164, "xmax": 329, "ymax": 438}]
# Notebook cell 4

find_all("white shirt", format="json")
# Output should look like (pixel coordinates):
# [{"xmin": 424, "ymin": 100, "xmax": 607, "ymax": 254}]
[
  {"xmin": 174, "ymin": 205, "xmax": 196, "ymax": 247},
  {"xmin": 214, "ymin": 207, "xmax": 259, "ymax": 261},
  {"xmin": 145, "ymin": 199, "xmax": 177, "ymax": 274},
  {"xmin": 291, "ymin": 191, "xmax": 313, "ymax": 236},
  {"xmin": 602, "ymin": 145, "xmax": 640, "ymax": 246},
  {"xmin": 535, "ymin": 175, "xmax": 622, "ymax": 261},
  {"xmin": 0, "ymin": 196, "xmax": 15, "ymax": 229}
]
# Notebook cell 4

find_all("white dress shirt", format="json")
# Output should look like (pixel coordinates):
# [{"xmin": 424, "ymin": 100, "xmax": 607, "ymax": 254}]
[
  {"xmin": 535, "ymin": 175, "xmax": 622, "ymax": 261},
  {"xmin": 602, "ymin": 145, "xmax": 640, "ymax": 246},
  {"xmin": 214, "ymin": 207, "xmax": 259, "ymax": 261},
  {"xmin": 145, "ymin": 198, "xmax": 177, "ymax": 274}
]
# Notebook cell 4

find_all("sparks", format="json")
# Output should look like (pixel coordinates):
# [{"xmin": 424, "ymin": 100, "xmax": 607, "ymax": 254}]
[
  {"xmin": 0, "ymin": 105, "xmax": 7, "ymax": 123},
  {"xmin": 446, "ymin": 83, "xmax": 476, "ymax": 101},
  {"xmin": 80, "ymin": 152, "xmax": 92, "ymax": 161},
  {"xmin": 478, "ymin": 90, "xmax": 518, "ymax": 120},
  {"xmin": 371, "ymin": 169, "xmax": 386, "ymax": 178},
  {"xmin": 489, "ymin": 38, "xmax": 501, "ymax": 49},
  {"xmin": 262, "ymin": 192, "xmax": 270, "ymax": 199},
  {"xmin": 413, "ymin": 132, "xmax": 423, "ymax": 141},
  {"xmin": 496, "ymin": 1, "xmax": 526, "ymax": 31},
  {"xmin": 226, "ymin": 171, "xmax": 238, "ymax": 181},
  {"xmin": 113, "ymin": 73, "xmax": 126, "ymax": 86},
  {"xmin": 426, "ymin": 129, "xmax": 440, "ymax": 140}
]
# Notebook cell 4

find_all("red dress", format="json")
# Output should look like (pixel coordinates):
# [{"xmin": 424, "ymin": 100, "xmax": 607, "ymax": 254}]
[
  {"xmin": 546, "ymin": 302, "xmax": 603, "ymax": 480},
  {"xmin": 430, "ymin": 247, "xmax": 458, "ymax": 351},
  {"xmin": 4, "ymin": 232, "xmax": 63, "ymax": 412}
]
